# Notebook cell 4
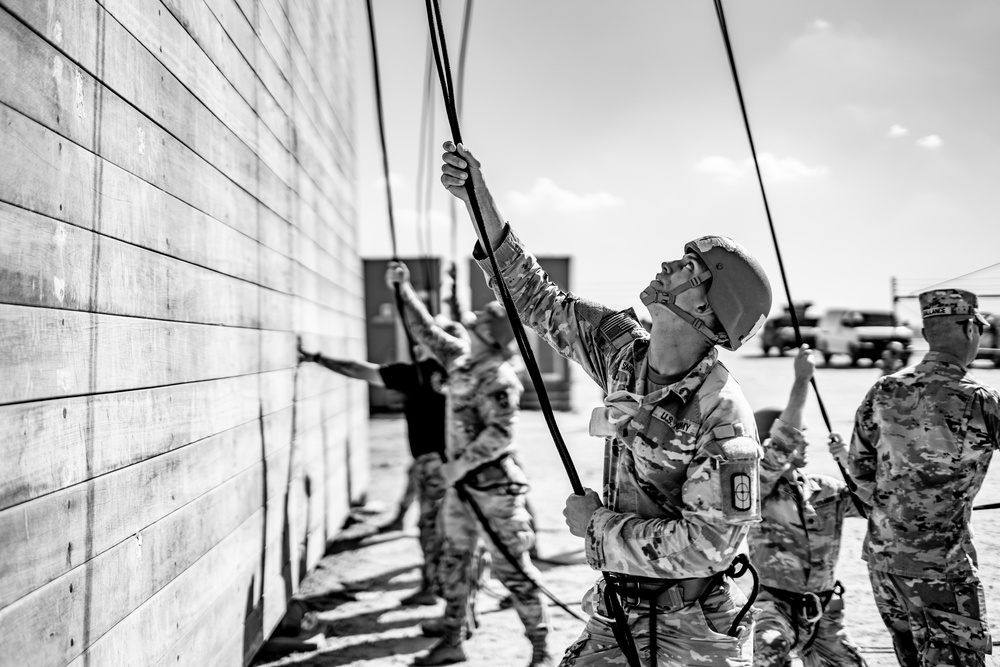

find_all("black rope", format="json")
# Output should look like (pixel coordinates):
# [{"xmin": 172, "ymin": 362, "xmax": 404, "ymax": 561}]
[
  {"xmin": 974, "ymin": 501, "xmax": 1000, "ymax": 511},
  {"xmin": 415, "ymin": 43, "xmax": 438, "ymax": 315},
  {"xmin": 423, "ymin": 0, "xmax": 582, "ymax": 495},
  {"xmin": 711, "ymin": 0, "xmax": 866, "ymax": 519},
  {"xmin": 456, "ymin": 484, "xmax": 587, "ymax": 623},
  {"xmin": 364, "ymin": 0, "xmax": 423, "ymax": 378},
  {"xmin": 423, "ymin": 3, "xmax": 638, "ymax": 664},
  {"xmin": 449, "ymin": 0, "xmax": 474, "ymax": 314}
]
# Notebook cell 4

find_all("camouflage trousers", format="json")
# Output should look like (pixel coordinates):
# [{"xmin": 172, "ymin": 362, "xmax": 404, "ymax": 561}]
[
  {"xmin": 436, "ymin": 482, "xmax": 548, "ymax": 643},
  {"xmin": 559, "ymin": 576, "xmax": 755, "ymax": 666},
  {"xmin": 868, "ymin": 568, "xmax": 991, "ymax": 667},
  {"xmin": 410, "ymin": 453, "xmax": 447, "ymax": 593},
  {"xmin": 753, "ymin": 593, "xmax": 866, "ymax": 666}
]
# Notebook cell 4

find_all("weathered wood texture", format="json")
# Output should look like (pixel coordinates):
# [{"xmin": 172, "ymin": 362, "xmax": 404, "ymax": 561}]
[{"xmin": 0, "ymin": 1, "xmax": 366, "ymax": 665}]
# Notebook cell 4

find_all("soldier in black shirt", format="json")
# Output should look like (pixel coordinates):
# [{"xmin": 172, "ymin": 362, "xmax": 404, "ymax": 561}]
[{"xmin": 300, "ymin": 338, "xmax": 452, "ymax": 606}]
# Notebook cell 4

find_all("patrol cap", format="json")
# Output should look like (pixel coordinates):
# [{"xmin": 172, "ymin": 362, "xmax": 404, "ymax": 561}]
[
  {"xmin": 471, "ymin": 301, "xmax": 515, "ymax": 348},
  {"xmin": 918, "ymin": 288, "xmax": 989, "ymax": 327}
]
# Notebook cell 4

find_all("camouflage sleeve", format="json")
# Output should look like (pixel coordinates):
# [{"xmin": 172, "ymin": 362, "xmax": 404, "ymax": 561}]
[
  {"xmin": 979, "ymin": 389, "xmax": 1000, "ymax": 448},
  {"xmin": 397, "ymin": 282, "xmax": 467, "ymax": 368},
  {"xmin": 848, "ymin": 384, "xmax": 879, "ymax": 510},
  {"xmin": 759, "ymin": 418, "xmax": 804, "ymax": 498},
  {"xmin": 585, "ymin": 420, "xmax": 760, "ymax": 578},
  {"xmin": 474, "ymin": 226, "xmax": 646, "ymax": 391},
  {"xmin": 451, "ymin": 364, "xmax": 523, "ymax": 478}
]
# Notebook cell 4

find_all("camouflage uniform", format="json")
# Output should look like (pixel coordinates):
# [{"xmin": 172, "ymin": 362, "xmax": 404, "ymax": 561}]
[
  {"xmin": 849, "ymin": 289, "xmax": 1000, "ymax": 666},
  {"xmin": 411, "ymin": 452, "xmax": 448, "ymax": 593},
  {"xmin": 400, "ymin": 287, "xmax": 548, "ymax": 647},
  {"xmin": 751, "ymin": 419, "xmax": 866, "ymax": 666},
  {"xmin": 477, "ymin": 227, "xmax": 762, "ymax": 666}
]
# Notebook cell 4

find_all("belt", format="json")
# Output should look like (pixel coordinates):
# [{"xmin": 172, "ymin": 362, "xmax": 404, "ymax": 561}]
[
  {"xmin": 608, "ymin": 574, "xmax": 715, "ymax": 610},
  {"xmin": 761, "ymin": 581, "xmax": 843, "ymax": 625}
]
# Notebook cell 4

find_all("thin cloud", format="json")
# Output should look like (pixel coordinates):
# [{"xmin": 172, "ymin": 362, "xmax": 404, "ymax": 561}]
[
  {"xmin": 810, "ymin": 19, "xmax": 831, "ymax": 31},
  {"xmin": 694, "ymin": 153, "xmax": 829, "ymax": 185},
  {"xmin": 504, "ymin": 178, "xmax": 624, "ymax": 214},
  {"xmin": 916, "ymin": 135, "xmax": 943, "ymax": 148},
  {"xmin": 888, "ymin": 124, "xmax": 909, "ymax": 137}
]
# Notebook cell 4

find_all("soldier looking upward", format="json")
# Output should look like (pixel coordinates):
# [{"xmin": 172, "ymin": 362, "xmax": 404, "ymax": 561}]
[{"xmin": 440, "ymin": 141, "xmax": 771, "ymax": 666}]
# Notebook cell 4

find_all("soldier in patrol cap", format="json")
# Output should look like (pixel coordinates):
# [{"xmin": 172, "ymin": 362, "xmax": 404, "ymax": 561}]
[
  {"xmin": 385, "ymin": 262, "xmax": 551, "ymax": 667},
  {"xmin": 849, "ymin": 288, "xmax": 1000, "ymax": 666},
  {"xmin": 440, "ymin": 141, "xmax": 770, "ymax": 666},
  {"xmin": 750, "ymin": 345, "xmax": 867, "ymax": 666}
]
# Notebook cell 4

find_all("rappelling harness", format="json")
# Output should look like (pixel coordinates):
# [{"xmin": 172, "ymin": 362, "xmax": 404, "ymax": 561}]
[{"xmin": 760, "ymin": 580, "xmax": 847, "ymax": 651}]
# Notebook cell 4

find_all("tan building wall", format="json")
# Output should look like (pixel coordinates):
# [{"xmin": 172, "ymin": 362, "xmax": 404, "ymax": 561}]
[{"xmin": 0, "ymin": 1, "xmax": 367, "ymax": 665}]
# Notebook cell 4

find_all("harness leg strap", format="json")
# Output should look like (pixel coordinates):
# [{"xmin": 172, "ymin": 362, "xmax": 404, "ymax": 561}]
[{"xmin": 602, "ymin": 581, "xmax": 641, "ymax": 667}]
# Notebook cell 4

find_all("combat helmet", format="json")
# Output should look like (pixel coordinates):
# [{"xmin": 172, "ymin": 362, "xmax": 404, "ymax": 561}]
[
  {"xmin": 470, "ymin": 301, "xmax": 515, "ymax": 349},
  {"xmin": 640, "ymin": 235, "xmax": 771, "ymax": 351}
]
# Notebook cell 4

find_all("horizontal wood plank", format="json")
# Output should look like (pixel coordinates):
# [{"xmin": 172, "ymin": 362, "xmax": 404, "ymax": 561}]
[
  {"xmin": 0, "ymin": 369, "xmax": 294, "ymax": 510},
  {"xmin": 0, "ymin": 303, "xmax": 297, "ymax": 405},
  {"xmin": 63, "ymin": 509, "xmax": 265, "ymax": 667},
  {"xmin": 0, "ymin": 417, "xmax": 262, "ymax": 607},
  {"xmin": 0, "ymin": 465, "xmax": 263, "ymax": 667}
]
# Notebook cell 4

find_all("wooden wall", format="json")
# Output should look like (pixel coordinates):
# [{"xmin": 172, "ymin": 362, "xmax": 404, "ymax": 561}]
[{"xmin": 0, "ymin": 1, "xmax": 367, "ymax": 665}]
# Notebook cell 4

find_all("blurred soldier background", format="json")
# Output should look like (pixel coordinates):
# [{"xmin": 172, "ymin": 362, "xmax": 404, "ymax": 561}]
[{"xmin": 387, "ymin": 261, "xmax": 550, "ymax": 667}]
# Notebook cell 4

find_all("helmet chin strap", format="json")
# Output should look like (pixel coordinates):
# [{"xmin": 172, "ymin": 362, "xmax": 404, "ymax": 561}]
[{"xmin": 639, "ymin": 270, "xmax": 729, "ymax": 347}]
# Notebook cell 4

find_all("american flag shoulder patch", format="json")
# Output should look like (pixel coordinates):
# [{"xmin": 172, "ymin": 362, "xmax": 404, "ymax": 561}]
[{"xmin": 597, "ymin": 308, "xmax": 641, "ymax": 351}]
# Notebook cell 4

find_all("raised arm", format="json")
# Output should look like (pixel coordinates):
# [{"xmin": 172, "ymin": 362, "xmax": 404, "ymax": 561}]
[
  {"xmin": 385, "ymin": 261, "xmax": 467, "ymax": 367},
  {"xmin": 439, "ymin": 143, "xmax": 644, "ymax": 391},
  {"xmin": 440, "ymin": 142, "xmax": 505, "ymax": 251},
  {"xmin": 757, "ymin": 347, "xmax": 814, "ymax": 496},
  {"xmin": 781, "ymin": 345, "xmax": 814, "ymax": 430}
]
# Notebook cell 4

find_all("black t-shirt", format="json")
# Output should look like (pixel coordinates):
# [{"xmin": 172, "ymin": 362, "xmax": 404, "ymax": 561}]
[{"xmin": 378, "ymin": 358, "xmax": 448, "ymax": 458}]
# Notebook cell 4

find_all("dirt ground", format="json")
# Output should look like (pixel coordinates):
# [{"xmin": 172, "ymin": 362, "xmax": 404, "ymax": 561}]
[{"xmin": 252, "ymin": 351, "xmax": 1000, "ymax": 667}]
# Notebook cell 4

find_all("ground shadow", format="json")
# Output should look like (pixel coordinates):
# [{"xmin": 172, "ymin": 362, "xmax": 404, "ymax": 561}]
[
  {"xmin": 309, "ymin": 636, "xmax": 435, "ymax": 667},
  {"xmin": 297, "ymin": 563, "xmax": 424, "ymax": 612}
]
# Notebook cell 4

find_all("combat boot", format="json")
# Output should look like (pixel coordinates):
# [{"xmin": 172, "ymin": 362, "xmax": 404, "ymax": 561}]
[
  {"xmin": 412, "ymin": 638, "xmax": 467, "ymax": 666},
  {"xmin": 526, "ymin": 635, "xmax": 553, "ymax": 667},
  {"xmin": 420, "ymin": 618, "xmax": 472, "ymax": 640}
]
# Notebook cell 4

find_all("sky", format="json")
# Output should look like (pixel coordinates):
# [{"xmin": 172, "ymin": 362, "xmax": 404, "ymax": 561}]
[{"xmin": 350, "ymin": 0, "xmax": 1000, "ymax": 328}]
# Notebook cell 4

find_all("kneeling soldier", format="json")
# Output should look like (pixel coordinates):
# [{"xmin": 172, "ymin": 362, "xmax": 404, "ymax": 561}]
[{"xmin": 751, "ymin": 345, "xmax": 867, "ymax": 667}]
